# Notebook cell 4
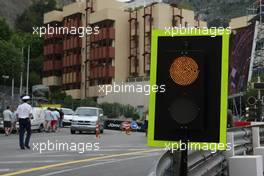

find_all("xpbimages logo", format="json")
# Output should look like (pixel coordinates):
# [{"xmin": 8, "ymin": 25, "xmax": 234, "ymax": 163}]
[
  {"xmin": 33, "ymin": 140, "xmax": 100, "ymax": 154},
  {"xmin": 32, "ymin": 24, "xmax": 100, "ymax": 37},
  {"xmin": 98, "ymin": 82, "xmax": 166, "ymax": 96},
  {"xmin": 164, "ymin": 141, "xmax": 232, "ymax": 154}
]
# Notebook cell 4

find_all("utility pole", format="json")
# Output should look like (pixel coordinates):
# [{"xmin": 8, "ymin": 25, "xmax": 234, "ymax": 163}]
[
  {"xmin": 11, "ymin": 77, "xmax": 14, "ymax": 106},
  {"xmin": 260, "ymin": 0, "xmax": 262, "ymax": 25},
  {"xmin": 20, "ymin": 47, "xmax": 24, "ymax": 95},
  {"xmin": 26, "ymin": 45, "xmax": 30, "ymax": 95}
]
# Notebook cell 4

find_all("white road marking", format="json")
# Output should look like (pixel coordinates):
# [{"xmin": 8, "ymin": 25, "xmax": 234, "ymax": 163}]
[
  {"xmin": 0, "ymin": 161, "xmax": 62, "ymax": 164},
  {"xmin": 0, "ymin": 169, "xmax": 10, "ymax": 172},
  {"xmin": 39, "ymin": 153, "xmax": 160, "ymax": 176},
  {"xmin": 1, "ymin": 153, "xmax": 105, "ymax": 159}
]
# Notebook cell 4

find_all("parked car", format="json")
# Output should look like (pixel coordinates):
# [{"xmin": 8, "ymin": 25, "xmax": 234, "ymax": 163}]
[
  {"xmin": 61, "ymin": 108, "xmax": 74, "ymax": 127},
  {"xmin": 71, "ymin": 107, "xmax": 105, "ymax": 134},
  {"xmin": 0, "ymin": 118, "xmax": 3, "ymax": 132},
  {"xmin": 0, "ymin": 107, "xmax": 45, "ymax": 133},
  {"xmin": 31, "ymin": 107, "xmax": 45, "ymax": 132}
]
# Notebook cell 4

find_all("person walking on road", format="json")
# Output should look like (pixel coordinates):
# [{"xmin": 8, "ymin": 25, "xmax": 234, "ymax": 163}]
[
  {"xmin": 44, "ymin": 108, "xmax": 52, "ymax": 132},
  {"xmin": 51, "ymin": 109, "xmax": 59, "ymax": 132},
  {"xmin": 10, "ymin": 108, "xmax": 18, "ymax": 134},
  {"xmin": 57, "ymin": 109, "xmax": 64, "ymax": 129},
  {"xmin": 3, "ymin": 106, "xmax": 13, "ymax": 136},
  {"xmin": 16, "ymin": 95, "xmax": 33, "ymax": 150}
]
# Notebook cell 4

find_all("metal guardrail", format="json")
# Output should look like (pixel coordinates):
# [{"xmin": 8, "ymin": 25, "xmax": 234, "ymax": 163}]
[{"xmin": 153, "ymin": 124, "xmax": 264, "ymax": 176}]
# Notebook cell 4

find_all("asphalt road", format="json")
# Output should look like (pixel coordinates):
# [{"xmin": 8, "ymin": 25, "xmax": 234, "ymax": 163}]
[{"xmin": 0, "ymin": 128, "xmax": 163, "ymax": 176}]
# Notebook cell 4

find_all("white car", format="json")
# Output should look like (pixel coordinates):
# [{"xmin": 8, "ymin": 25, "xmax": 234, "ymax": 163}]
[
  {"xmin": 31, "ymin": 107, "xmax": 45, "ymax": 132},
  {"xmin": 61, "ymin": 108, "xmax": 74, "ymax": 127},
  {"xmin": 0, "ymin": 107, "xmax": 45, "ymax": 133},
  {"xmin": 71, "ymin": 107, "xmax": 105, "ymax": 134}
]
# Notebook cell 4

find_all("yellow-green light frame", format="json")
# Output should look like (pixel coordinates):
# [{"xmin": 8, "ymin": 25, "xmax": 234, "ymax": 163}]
[{"xmin": 148, "ymin": 29, "xmax": 229, "ymax": 150}]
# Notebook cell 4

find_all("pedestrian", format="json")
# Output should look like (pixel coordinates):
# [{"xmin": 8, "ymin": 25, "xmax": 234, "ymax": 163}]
[
  {"xmin": 144, "ymin": 110, "xmax": 149, "ymax": 137},
  {"xmin": 10, "ymin": 108, "xmax": 18, "ymax": 134},
  {"xmin": 57, "ymin": 109, "xmax": 64, "ymax": 128},
  {"xmin": 95, "ymin": 122, "xmax": 100, "ymax": 139},
  {"xmin": 16, "ymin": 95, "xmax": 32, "ymax": 150},
  {"xmin": 122, "ymin": 120, "xmax": 131, "ymax": 135},
  {"xmin": 44, "ymin": 108, "xmax": 52, "ymax": 132},
  {"xmin": 227, "ymin": 109, "xmax": 234, "ymax": 128},
  {"xmin": 51, "ymin": 109, "xmax": 59, "ymax": 132},
  {"xmin": 3, "ymin": 106, "xmax": 12, "ymax": 136}
]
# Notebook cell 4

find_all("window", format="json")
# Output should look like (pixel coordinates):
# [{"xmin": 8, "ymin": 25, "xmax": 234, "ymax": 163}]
[{"xmin": 75, "ymin": 108, "xmax": 97, "ymax": 116}]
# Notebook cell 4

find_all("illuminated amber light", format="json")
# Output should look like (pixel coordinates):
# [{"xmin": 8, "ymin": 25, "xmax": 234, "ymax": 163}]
[{"xmin": 169, "ymin": 56, "xmax": 199, "ymax": 86}]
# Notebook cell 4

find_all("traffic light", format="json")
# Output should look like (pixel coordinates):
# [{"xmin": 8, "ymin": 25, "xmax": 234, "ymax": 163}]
[{"xmin": 148, "ymin": 29, "xmax": 229, "ymax": 150}]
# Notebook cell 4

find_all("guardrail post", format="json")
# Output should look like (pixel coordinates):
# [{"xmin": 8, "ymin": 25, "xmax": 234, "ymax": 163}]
[
  {"xmin": 225, "ymin": 132, "xmax": 235, "ymax": 157},
  {"xmin": 252, "ymin": 127, "xmax": 260, "ymax": 149}
]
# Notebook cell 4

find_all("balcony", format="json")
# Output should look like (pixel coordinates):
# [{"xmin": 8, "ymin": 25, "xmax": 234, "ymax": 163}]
[
  {"xmin": 54, "ymin": 60, "xmax": 62, "ymax": 70},
  {"xmin": 90, "ymin": 66, "xmax": 115, "ymax": 79},
  {"xmin": 45, "ymin": 44, "xmax": 60, "ymax": 56},
  {"xmin": 91, "ymin": 27, "xmax": 115, "ymax": 42},
  {"xmin": 54, "ymin": 44, "xmax": 63, "ymax": 54},
  {"xmin": 62, "ymin": 54, "xmax": 81, "ymax": 68},
  {"xmin": 43, "ymin": 60, "xmax": 53, "ymax": 71},
  {"xmin": 63, "ymin": 56, "xmax": 69, "ymax": 67},
  {"xmin": 73, "ymin": 37, "xmax": 82, "ymax": 48},
  {"xmin": 90, "ymin": 47, "xmax": 115, "ymax": 60},
  {"xmin": 73, "ymin": 54, "xmax": 81, "ymax": 65}
]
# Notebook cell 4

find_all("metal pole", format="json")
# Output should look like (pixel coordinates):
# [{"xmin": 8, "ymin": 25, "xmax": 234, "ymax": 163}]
[
  {"xmin": 258, "ymin": 76, "xmax": 262, "ymax": 121},
  {"xmin": 20, "ymin": 47, "xmax": 24, "ymax": 95},
  {"xmin": 240, "ymin": 94, "xmax": 242, "ymax": 117},
  {"xmin": 172, "ymin": 128, "xmax": 189, "ymax": 176},
  {"xmin": 11, "ymin": 78, "xmax": 14, "ymax": 107},
  {"xmin": 260, "ymin": 0, "xmax": 262, "ymax": 25},
  {"xmin": 26, "ymin": 45, "xmax": 30, "ymax": 95},
  {"xmin": 11, "ymin": 78, "xmax": 14, "ymax": 99},
  {"xmin": 179, "ymin": 131, "xmax": 188, "ymax": 176},
  {"xmin": 258, "ymin": 76, "xmax": 261, "ymax": 100},
  {"xmin": 31, "ymin": 89, "xmax": 34, "ymax": 106}
]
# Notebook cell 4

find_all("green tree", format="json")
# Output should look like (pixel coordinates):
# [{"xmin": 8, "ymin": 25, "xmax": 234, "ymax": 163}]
[
  {"xmin": 50, "ymin": 89, "xmax": 66, "ymax": 102},
  {"xmin": 15, "ymin": 0, "xmax": 58, "ymax": 33},
  {"xmin": 0, "ymin": 40, "xmax": 22, "ymax": 83},
  {"xmin": 29, "ymin": 71, "xmax": 42, "ymax": 86},
  {"xmin": 0, "ymin": 17, "xmax": 12, "ymax": 41},
  {"xmin": 132, "ymin": 113, "xmax": 140, "ymax": 121},
  {"xmin": 63, "ymin": 95, "xmax": 74, "ymax": 109},
  {"xmin": 178, "ymin": 1, "xmax": 194, "ymax": 10},
  {"xmin": 123, "ymin": 104, "xmax": 137, "ymax": 118},
  {"xmin": 100, "ymin": 102, "xmax": 123, "ymax": 118},
  {"xmin": 80, "ymin": 99, "xmax": 98, "ymax": 107},
  {"xmin": 10, "ymin": 32, "xmax": 43, "ymax": 88}
]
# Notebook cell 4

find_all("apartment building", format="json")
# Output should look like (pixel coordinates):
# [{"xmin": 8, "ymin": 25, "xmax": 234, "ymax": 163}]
[
  {"xmin": 127, "ymin": 3, "xmax": 206, "ymax": 79},
  {"xmin": 229, "ymin": 15, "xmax": 255, "ymax": 29},
  {"xmin": 42, "ymin": 0, "xmax": 207, "ymax": 100},
  {"xmin": 43, "ymin": 11, "xmax": 63, "ymax": 88}
]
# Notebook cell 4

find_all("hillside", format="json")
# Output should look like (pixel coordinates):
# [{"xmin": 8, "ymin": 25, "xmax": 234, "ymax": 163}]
[
  {"xmin": 0, "ymin": 0, "xmax": 31, "ymax": 27},
  {"xmin": 0, "ymin": 0, "xmax": 75, "ymax": 27},
  {"xmin": 165, "ymin": 0, "xmax": 255, "ymax": 26},
  {"xmin": 0, "ymin": 0, "xmax": 257, "ymax": 27}
]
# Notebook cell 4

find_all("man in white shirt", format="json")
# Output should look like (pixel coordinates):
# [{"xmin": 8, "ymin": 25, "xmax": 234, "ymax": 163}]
[
  {"xmin": 3, "ymin": 106, "xmax": 12, "ymax": 136},
  {"xmin": 16, "ymin": 95, "xmax": 33, "ymax": 150}
]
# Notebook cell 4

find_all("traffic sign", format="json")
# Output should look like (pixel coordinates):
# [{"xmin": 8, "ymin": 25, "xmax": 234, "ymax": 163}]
[
  {"xmin": 148, "ymin": 29, "xmax": 229, "ymax": 150},
  {"xmin": 131, "ymin": 121, "xmax": 138, "ymax": 130}
]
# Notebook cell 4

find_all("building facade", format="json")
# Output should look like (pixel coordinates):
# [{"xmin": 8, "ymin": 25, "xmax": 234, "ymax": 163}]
[{"xmin": 42, "ymin": 0, "xmax": 207, "ymax": 100}]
